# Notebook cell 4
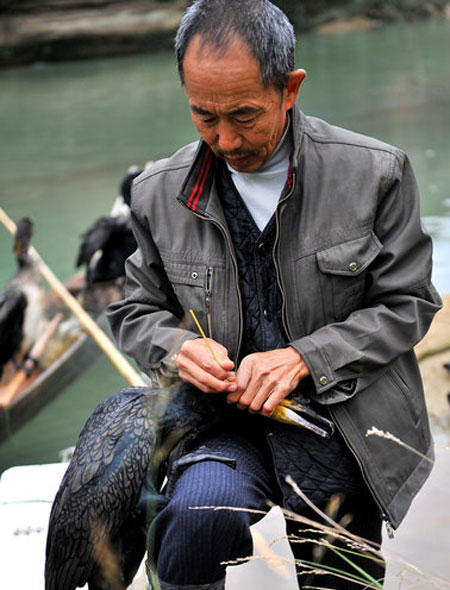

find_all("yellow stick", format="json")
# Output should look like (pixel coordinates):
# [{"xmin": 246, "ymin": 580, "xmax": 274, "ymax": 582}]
[
  {"xmin": 189, "ymin": 309, "xmax": 220, "ymax": 363},
  {"xmin": 0, "ymin": 207, "xmax": 146, "ymax": 388}
]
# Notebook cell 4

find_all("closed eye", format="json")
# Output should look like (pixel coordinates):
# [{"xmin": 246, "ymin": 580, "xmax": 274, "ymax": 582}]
[
  {"xmin": 200, "ymin": 116, "xmax": 217, "ymax": 125},
  {"xmin": 234, "ymin": 117, "xmax": 255, "ymax": 125}
]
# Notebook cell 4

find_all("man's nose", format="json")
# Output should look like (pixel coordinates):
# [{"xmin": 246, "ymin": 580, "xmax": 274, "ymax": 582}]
[{"xmin": 216, "ymin": 122, "xmax": 242, "ymax": 153}]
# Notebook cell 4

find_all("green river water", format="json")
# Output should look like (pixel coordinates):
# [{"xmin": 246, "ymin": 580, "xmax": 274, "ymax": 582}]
[{"xmin": 1, "ymin": 18, "xmax": 449, "ymax": 472}]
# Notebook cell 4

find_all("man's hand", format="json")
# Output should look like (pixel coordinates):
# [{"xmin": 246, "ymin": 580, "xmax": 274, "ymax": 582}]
[
  {"xmin": 226, "ymin": 347, "xmax": 309, "ymax": 416},
  {"xmin": 176, "ymin": 338, "xmax": 237, "ymax": 394}
]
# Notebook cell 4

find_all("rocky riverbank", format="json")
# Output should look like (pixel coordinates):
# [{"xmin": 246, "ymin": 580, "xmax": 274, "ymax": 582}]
[
  {"xmin": 415, "ymin": 294, "xmax": 450, "ymax": 433},
  {"xmin": 0, "ymin": 0, "xmax": 449, "ymax": 67},
  {"xmin": 0, "ymin": 0, "xmax": 186, "ymax": 66}
]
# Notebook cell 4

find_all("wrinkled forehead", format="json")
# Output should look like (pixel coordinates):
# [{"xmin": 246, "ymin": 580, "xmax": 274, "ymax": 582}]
[{"xmin": 182, "ymin": 38, "xmax": 272, "ymax": 110}]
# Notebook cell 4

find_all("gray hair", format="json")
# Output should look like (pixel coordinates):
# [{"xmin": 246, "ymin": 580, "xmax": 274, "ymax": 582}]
[{"xmin": 175, "ymin": 0, "xmax": 296, "ymax": 92}]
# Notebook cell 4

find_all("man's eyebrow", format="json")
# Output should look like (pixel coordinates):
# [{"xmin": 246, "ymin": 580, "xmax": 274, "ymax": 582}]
[
  {"xmin": 191, "ymin": 105, "xmax": 213, "ymax": 116},
  {"xmin": 229, "ymin": 106, "xmax": 260, "ymax": 116},
  {"xmin": 190, "ymin": 105, "xmax": 261, "ymax": 116}
]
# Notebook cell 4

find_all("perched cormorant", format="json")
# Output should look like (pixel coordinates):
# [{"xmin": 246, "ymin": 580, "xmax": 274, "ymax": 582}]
[
  {"xmin": 45, "ymin": 385, "xmax": 228, "ymax": 590},
  {"xmin": 0, "ymin": 217, "xmax": 46, "ymax": 377},
  {"xmin": 45, "ymin": 386, "xmax": 332, "ymax": 589},
  {"xmin": 76, "ymin": 167, "xmax": 143, "ymax": 285}
]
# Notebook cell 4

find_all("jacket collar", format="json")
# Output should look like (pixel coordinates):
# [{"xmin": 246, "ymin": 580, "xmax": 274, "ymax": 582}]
[
  {"xmin": 178, "ymin": 105, "xmax": 305, "ymax": 215},
  {"xmin": 179, "ymin": 141, "xmax": 216, "ymax": 213},
  {"xmin": 290, "ymin": 104, "xmax": 306, "ymax": 165}
]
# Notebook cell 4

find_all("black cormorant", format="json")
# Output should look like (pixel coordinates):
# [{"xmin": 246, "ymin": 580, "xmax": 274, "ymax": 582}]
[
  {"xmin": 45, "ymin": 383, "xmax": 332, "ymax": 589},
  {"xmin": 75, "ymin": 167, "xmax": 143, "ymax": 285},
  {"xmin": 0, "ymin": 217, "xmax": 46, "ymax": 377},
  {"xmin": 45, "ymin": 385, "xmax": 228, "ymax": 590}
]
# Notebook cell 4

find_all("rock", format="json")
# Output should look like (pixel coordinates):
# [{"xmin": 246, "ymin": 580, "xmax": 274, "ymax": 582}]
[
  {"xmin": 0, "ymin": 0, "xmax": 186, "ymax": 66},
  {"xmin": 416, "ymin": 294, "xmax": 450, "ymax": 361},
  {"xmin": 416, "ymin": 294, "xmax": 450, "ymax": 434},
  {"xmin": 420, "ymin": 350, "xmax": 450, "ymax": 433},
  {"xmin": 316, "ymin": 15, "xmax": 382, "ymax": 34}
]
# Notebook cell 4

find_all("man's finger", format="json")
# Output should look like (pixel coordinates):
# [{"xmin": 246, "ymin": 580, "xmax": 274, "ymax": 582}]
[
  {"xmin": 246, "ymin": 382, "xmax": 276, "ymax": 412},
  {"xmin": 178, "ymin": 357, "xmax": 237, "ymax": 393},
  {"xmin": 234, "ymin": 358, "xmax": 253, "ymax": 391},
  {"xmin": 179, "ymin": 367, "xmax": 237, "ymax": 394},
  {"xmin": 227, "ymin": 368, "xmax": 252, "ymax": 404},
  {"xmin": 180, "ymin": 339, "xmax": 235, "ymax": 378},
  {"xmin": 178, "ymin": 353, "xmax": 232, "ymax": 382}
]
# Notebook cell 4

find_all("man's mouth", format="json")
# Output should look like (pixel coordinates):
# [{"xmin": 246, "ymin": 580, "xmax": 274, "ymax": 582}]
[
  {"xmin": 219, "ymin": 151, "xmax": 258, "ymax": 166},
  {"xmin": 225, "ymin": 154, "xmax": 247, "ymax": 163}
]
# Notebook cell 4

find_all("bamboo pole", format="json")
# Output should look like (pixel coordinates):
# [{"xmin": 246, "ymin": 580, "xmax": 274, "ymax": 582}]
[{"xmin": 0, "ymin": 207, "xmax": 146, "ymax": 388}]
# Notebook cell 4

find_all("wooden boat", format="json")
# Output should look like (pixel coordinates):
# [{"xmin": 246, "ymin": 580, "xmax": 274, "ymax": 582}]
[{"xmin": 0, "ymin": 276, "xmax": 123, "ymax": 444}]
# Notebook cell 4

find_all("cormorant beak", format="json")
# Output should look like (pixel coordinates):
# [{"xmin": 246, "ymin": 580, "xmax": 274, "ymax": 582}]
[{"xmin": 271, "ymin": 399, "xmax": 335, "ymax": 439}]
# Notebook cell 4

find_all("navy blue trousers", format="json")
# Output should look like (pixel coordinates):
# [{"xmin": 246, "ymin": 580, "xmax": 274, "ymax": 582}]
[{"xmin": 149, "ymin": 425, "xmax": 385, "ymax": 589}]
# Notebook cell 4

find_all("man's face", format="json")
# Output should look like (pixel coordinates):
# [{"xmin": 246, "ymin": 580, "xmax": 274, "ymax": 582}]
[{"xmin": 183, "ymin": 35, "xmax": 304, "ymax": 172}]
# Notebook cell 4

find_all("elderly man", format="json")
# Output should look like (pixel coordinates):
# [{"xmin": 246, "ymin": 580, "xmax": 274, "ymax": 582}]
[{"xmin": 107, "ymin": 0, "xmax": 441, "ymax": 588}]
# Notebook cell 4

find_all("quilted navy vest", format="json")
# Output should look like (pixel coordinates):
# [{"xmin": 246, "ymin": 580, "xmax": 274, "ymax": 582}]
[{"xmin": 215, "ymin": 160, "xmax": 365, "ymax": 512}]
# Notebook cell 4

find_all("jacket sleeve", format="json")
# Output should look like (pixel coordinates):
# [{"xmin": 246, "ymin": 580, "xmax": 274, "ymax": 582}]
[
  {"xmin": 291, "ymin": 152, "xmax": 442, "ymax": 402},
  {"xmin": 106, "ymin": 200, "xmax": 198, "ymax": 381}
]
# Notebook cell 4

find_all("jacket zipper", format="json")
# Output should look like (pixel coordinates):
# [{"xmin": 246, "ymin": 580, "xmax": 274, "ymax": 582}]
[
  {"xmin": 205, "ymin": 267, "xmax": 214, "ymax": 338},
  {"xmin": 273, "ymin": 170, "xmax": 297, "ymax": 340},
  {"xmin": 268, "ymin": 172, "xmax": 297, "ymax": 508},
  {"xmin": 178, "ymin": 201, "xmax": 244, "ymax": 361},
  {"xmin": 329, "ymin": 409, "xmax": 395, "ymax": 538}
]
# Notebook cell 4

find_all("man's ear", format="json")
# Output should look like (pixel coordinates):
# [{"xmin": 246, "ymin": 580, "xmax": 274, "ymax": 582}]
[{"xmin": 283, "ymin": 69, "xmax": 306, "ymax": 110}]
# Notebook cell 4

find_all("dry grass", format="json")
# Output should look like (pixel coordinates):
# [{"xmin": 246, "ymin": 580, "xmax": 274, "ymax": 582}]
[
  {"xmin": 189, "ymin": 450, "xmax": 450, "ymax": 590},
  {"xmin": 365, "ymin": 427, "xmax": 435, "ymax": 464}
]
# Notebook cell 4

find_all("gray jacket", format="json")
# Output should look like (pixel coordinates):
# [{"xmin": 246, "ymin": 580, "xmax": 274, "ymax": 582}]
[{"xmin": 107, "ymin": 106, "xmax": 442, "ymax": 528}]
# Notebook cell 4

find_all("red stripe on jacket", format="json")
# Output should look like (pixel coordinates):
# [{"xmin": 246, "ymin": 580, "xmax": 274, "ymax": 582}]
[{"xmin": 187, "ymin": 149, "xmax": 212, "ymax": 210}]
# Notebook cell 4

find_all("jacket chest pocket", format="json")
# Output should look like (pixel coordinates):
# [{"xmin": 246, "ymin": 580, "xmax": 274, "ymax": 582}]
[
  {"xmin": 316, "ymin": 232, "xmax": 382, "ymax": 321},
  {"xmin": 164, "ymin": 262, "xmax": 221, "ymax": 339},
  {"xmin": 164, "ymin": 261, "xmax": 207, "ymax": 320}
]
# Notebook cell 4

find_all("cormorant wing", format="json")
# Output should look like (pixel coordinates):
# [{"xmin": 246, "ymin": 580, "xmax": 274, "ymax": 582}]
[
  {"xmin": 88, "ymin": 218, "xmax": 137, "ymax": 283},
  {"xmin": 45, "ymin": 388, "xmax": 156, "ymax": 590},
  {"xmin": 45, "ymin": 384, "xmax": 229, "ymax": 590},
  {"xmin": 75, "ymin": 216, "xmax": 119, "ymax": 268}
]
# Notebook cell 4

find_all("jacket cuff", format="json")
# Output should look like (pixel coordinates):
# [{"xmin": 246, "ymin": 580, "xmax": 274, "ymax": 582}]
[
  {"xmin": 290, "ymin": 335, "xmax": 337, "ymax": 394},
  {"xmin": 290, "ymin": 336, "xmax": 358, "ymax": 404}
]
